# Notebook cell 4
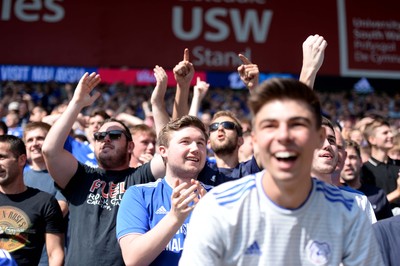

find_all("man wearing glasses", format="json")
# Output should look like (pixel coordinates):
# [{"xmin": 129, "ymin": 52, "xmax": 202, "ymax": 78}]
[
  {"xmin": 206, "ymin": 111, "xmax": 261, "ymax": 180},
  {"xmin": 42, "ymin": 73, "xmax": 166, "ymax": 266}
]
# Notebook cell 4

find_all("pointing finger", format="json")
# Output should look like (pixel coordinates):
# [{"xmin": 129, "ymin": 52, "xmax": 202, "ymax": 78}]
[
  {"xmin": 238, "ymin": 54, "xmax": 252, "ymax": 65},
  {"xmin": 184, "ymin": 48, "xmax": 189, "ymax": 62}
]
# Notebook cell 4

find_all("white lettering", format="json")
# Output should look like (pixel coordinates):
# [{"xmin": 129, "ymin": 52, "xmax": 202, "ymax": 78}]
[
  {"xmin": 1, "ymin": 65, "xmax": 29, "ymax": 80},
  {"xmin": 172, "ymin": 6, "xmax": 272, "ymax": 43},
  {"xmin": 230, "ymin": 9, "xmax": 272, "ymax": 43},
  {"xmin": 54, "ymin": 67, "xmax": 86, "ymax": 83},
  {"xmin": 192, "ymin": 45, "xmax": 251, "ymax": 67},
  {"xmin": 204, "ymin": 8, "xmax": 229, "ymax": 42},
  {"xmin": 1, "ymin": 0, "xmax": 65, "ymax": 22},
  {"xmin": 31, "ymin": 66, "xmax": 55, "ymax": 81},
  {"xmin": 43, "ymin": 0, "xmax": 64, "ymax": 22}
]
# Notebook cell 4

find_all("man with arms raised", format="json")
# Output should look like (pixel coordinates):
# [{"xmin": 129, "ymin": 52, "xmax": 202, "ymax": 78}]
[{"xmin": 42, "ymin": 72, "xmax": 165, "ymax": 266}]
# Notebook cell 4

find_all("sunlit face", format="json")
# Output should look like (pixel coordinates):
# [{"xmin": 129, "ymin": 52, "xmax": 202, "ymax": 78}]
[
  {"xmin": 94, "ymin": 122, "xmax": 133, "ymax": 170},
  {"xmin": 341, "ymin": 146, "xmax": 362, "ymax": 183},
  {"xmin": 0, "ymin": 142, "xmax": 24, "ymax": 188},
  {"xmin": 252, "ymin": 99, "xmax": 324, "ymax": 183},
  {"xmin": 334, "ymin": 128, "xmax": 347, "ymax": 173},
  {"xmin": 87, "ymin": 115, "xmax": 106, "ymax": 142},
  {"xmin": 132, "ymin": 132, "xmax": 156, "ymax": 159},
  {"xmin": 369, "ymin": 125, "xmax": 393, "ymax": 151},
  {"xmin": 160, "ymin": 126, "xmax": 207, "ymax": 180},
  {"xmin": 24, "ymin": 128, "xmax": 47, "ymax": 163},
  {"xmin": 312, "ymin": 125, "xmax": 339, "ymax": 175},
  {"xmin": 209, "ymin": 116, "xmax": 241, "ymax": 156}
]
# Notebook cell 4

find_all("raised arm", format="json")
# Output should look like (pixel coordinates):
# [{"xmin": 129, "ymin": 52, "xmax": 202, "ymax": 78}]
[
  {"xmin": 299, "ymin": 34, "xmax": 328, "ymax": 89},
  {"xmin": 189, "ymin": 77, "xmax": 210, "ymax": 117},
  {"xmin": 42, "ymin": 72, "xmax": 101, "ymax": 189},
  {"xmin": 237, "ymin": 54, "xmax": 259, "ymax": 94},
  {"xmin": 150, "ymin": 65, "xmax": 170, "ymax": 137},
  {"xmin": 172, "ymin": 48, "xmax": 194, "ymax": 120}
]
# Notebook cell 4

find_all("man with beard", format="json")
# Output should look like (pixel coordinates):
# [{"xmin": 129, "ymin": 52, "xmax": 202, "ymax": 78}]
[
  {"xmin": 207, "ymin": 111, "xmax": 261, "ymax": 178},
  {"xmin": 341, "ymin": 140, "xmax": 393, "ymax": 220},
  {"xmin": 0, "ymin": 135, "xmax": 64, "ymax": 265},
  {"xmin": 42, "ymin": 72, "xmax": 166, "ymax": 266},
  {"xmin": 311, "ymin": 117, "xmax": 376, "ymax": 223}
]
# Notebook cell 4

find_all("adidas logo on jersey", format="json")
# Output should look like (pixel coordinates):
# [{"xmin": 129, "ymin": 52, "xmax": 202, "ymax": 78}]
[
  {"xmin": 155, "ymin": 206, "xmax": 168, "ymax": 215},
  {"xmin": 245, "ymin": 241, "xmax": 261, "ymax": 256}
]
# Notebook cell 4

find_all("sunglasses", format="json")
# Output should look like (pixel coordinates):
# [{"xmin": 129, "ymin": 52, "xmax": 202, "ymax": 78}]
[
  {"xmin": 209, "ymin": 121, "xmax": 237, "ymax": 132},
  {"xmin": 93, "ymin": 130, "xmax": 131, "ymax": 141}
]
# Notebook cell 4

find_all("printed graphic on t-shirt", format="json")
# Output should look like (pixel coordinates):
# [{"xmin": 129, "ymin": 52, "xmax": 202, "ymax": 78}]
[
  {"xmin": 0, "ymin": 206, "xmax": 31, "ymax": 252},
  {"xmin": 87, "ymin": 179, "xmax": 126, "ymax": 210}
]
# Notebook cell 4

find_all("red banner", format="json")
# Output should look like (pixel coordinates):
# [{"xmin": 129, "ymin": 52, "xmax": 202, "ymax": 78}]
[{"xmin": 0, "ymin": 0, "xmax": 398, "ymax": 78}]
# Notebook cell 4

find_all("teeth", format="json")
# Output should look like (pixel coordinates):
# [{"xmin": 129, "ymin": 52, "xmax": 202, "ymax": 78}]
[
  {"xmin": 187, "ymin": 158, "xmax": 199, "ymax": 162},
  {"xmin": 275, "ymin": 151, "xmax": 296, "ymax": 159}
]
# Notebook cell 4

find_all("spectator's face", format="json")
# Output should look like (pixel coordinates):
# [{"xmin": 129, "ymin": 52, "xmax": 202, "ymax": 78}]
[
  {"xmin": 334, "ymin": 128, "xmax": 347, "ymax": 173},
  {"xmin": 24, "ymin": 128, "xmax": 47, "ymax": 163},
  {"xmin": 94, "ymin": 122, "xmax": 133, "ymax": 170},
  {"xmin": 252, "ymin": 99, "xmax": 324, "ymax": 182},
  {"xmin": 209, "ymin": 116, "xmax": 242, "ymax": 156},
  {"xmin": 30, "ymin": 107, "xmax": 47, "ymax": 122},
  {"xmin": 349, "ymin": 130, "xmax": 363, "ymax": 145},
  {"xmin": 341, "ymin": 147, "xmax": 362, "ymax": 182},
  {"xmin": 312, "ymin": 125, "xmax": 339, "ymax": 176},
  {"xmin": 0, "ymin": 142, "xmax": 23, "ymax": 188},
  {"xmin": 87, "ymin": 115, "xmax": 105, "ymax": 141},
  {"xmin": 159, "ymin": 126, "xmax": 207, "ymax": 179},
  {"xmin": 370, "ymin": 125, "xmax": 393, "ymax": 150},
  {"xmin": 132, "ymin": 132, "xmax": 156, "ymax": 158}
]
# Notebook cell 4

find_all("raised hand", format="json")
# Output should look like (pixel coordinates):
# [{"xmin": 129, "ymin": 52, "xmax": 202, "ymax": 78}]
[
  {"xmin": 151, "ymin": 65, "xmax": 168, "ymax": 104},
  {"xmin": 237, "ymin": 54, "xmax": 259, "ymax": 92},
  {"xmin": 193, "ymin": 76, "xmax": 210, "ymax": 101},
  {"xmin": 72, "ymin": 72, "xmax": 101, "ymax": 107},
  {"xmin": 302, "ymin": 34, "xmax": 328, "ymax": 74},
  {"xmin": 169, "ymin": 179, "xmax": 204, "ymax": 222},
  {"xmin": 173, "ymin": 48, "xmax": 195, "ymax": 88}
]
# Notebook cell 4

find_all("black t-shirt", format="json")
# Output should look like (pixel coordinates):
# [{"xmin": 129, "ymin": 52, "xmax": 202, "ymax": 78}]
[
  {"xmin": 62, "ymin": 162, "xmax": 155, "ymax": 266},
  {"xmin": 361, "ymin": 157, "xmax": 400, "ymax": 208},
  {"xmin": 0, "ymin": 187, "xmax": 64, "ymax": 266}
]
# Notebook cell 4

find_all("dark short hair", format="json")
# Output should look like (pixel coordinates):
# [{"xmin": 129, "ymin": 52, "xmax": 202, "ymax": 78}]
[
  {"xmin": 90, "ymin": 109, "xmax": 110, "ymax": 120},
  {"xmin": 158, "ymin": 115, "xmax": 208, "ymax": 147},
  {"xmin": 0, "ymin": 135, "xmax": 26, "ymax": 158},
  {"xmin": 0, "ymin": 121, "xmax": 8, "ymax": 135},
  {"xmin": 345, "ymin": 139, "xmax": 361, "ymax": 159},
  {"xmin": 100, "ymin": 118, "xmax": 132, "ymax": 141},
  {"xmin": 248, "ymin": 78, "xmax": 322, "ymax": 129}
]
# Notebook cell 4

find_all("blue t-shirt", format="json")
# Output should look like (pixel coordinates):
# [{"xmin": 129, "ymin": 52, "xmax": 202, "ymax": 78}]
[
  {"xmin": 64, "ymin": 136, "xmax": 98, "ymax": 168},
  {"xmin": 117, "ymin": 178, "xmax": 211, "ymax": 266}
]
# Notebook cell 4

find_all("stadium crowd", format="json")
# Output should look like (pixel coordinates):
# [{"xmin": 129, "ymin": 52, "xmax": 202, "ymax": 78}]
[{"xmin": 0, "ymin": 34, "xmax": 399, "ymax": 265}]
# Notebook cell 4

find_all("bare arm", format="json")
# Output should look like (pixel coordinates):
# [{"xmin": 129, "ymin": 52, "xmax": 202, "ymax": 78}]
[
  {"xmin": 42, "ymin": 72, "xmax": 101, "ymax": 189},
  {"xmin": 46, "ymin": 233, "xmax": 64, "ymax": 266},
  {"xmin": 189, "ymin": 77, "xmax": 210, "ymax": 117},
  {"xmin": 150, "ymin": 65, "xmax": 170, "ymax": 137},
  {"xmin": 299, "ymin": 34, "xmax": 328, "ymax": 89},
  {"xmin": 237, "ymin": 54, "xmax": 259, "ymax": 94},
  {"xmin": 57, "ymin": 200, "xmax": 69, "ymax": 217},
  {"xmin": 172, "ymin": 48, "xmax": 194, "ymax": 120},
  {"xmin": 119, "ymin": 180, "xmax": 205, "ymax": 265},
  {"xmin": 115, "ymin": 112, "xmax": 144, "ymax": 127}
]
